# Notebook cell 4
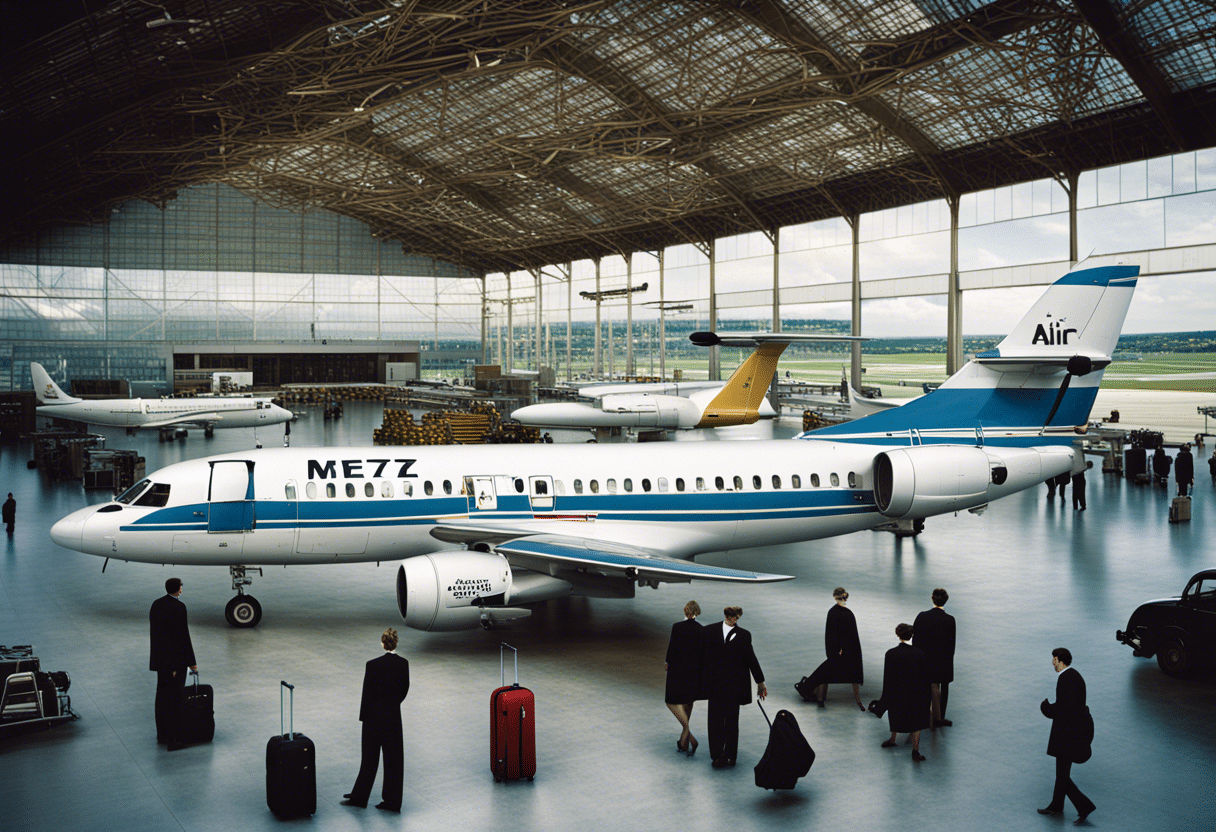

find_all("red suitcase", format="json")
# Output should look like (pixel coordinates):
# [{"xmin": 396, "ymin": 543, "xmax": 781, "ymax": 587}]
[{"xmin": 490, "ymin": 643, "xmax": 536, "ymax": 782}]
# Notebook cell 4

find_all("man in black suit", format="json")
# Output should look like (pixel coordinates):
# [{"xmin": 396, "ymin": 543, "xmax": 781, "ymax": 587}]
[
  {"xmin": 2, "ymin": 492, "xmax": 15, "ymax": 534},
  {"xmin": 148, "ymin": 577, "xmax": 197, "ymax": 751},
  {"xmin": 1038, "ymin": 647, "xmax": 1096, "ymax": 825},
  {"xmin": 702, "ymin": 605, "xmax": 767, "ymax": 769},
  {"xmin": 913, "ymin": 588, "xmax": 956, "ymax": 727},
  {"xmin": 343, "ymin": 627, "xmax": 411, "ymax": 812},
  {"xmin": 1175, "ymin": 443, "xmax": 1194, "ymax": 497}
]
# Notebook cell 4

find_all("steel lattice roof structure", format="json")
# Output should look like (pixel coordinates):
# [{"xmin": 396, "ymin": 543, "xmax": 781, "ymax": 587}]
[{"xmin": 3, "ymin": 0, "xmax": 1215, "ymax": 274}]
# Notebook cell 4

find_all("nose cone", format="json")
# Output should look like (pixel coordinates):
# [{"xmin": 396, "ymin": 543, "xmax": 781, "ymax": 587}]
[
  {"xmin": 273, "ymin": 404, "xmax": 294, "ymax": 423},
  {"xmin": 511, "ymin": 402, "xmax": 599, "ymax": 427},
  {"xmin": 50, "ymin": 505, "xmax": 93, "ymax": 552}
]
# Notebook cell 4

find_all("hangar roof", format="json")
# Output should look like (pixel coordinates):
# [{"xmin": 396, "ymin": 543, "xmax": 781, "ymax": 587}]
[{"xmin": 2, "ymin": 0, "xmax": 1214, "ymax": 274}]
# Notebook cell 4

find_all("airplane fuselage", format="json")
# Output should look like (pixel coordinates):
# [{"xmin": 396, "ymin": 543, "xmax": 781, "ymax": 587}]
[
  {"xmin": 36, "ymin": 396, "xmax": 292, "ymax": 430},
  {"xmin": 50, "ymin": 437, "xmax": 1069, "ymax": 567}
]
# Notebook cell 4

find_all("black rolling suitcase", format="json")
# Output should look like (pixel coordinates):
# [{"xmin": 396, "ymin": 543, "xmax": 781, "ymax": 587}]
[
  {"xmin": 178, "ymin": 670, "xmax": 215, "ymax": 744},
  {"xmin": 266, "ymin": 681, "xmax": 316, "ymax": 818},
  {"xmin": 754, "ymin": 701, "xmax": 815, "ymax": 790}
]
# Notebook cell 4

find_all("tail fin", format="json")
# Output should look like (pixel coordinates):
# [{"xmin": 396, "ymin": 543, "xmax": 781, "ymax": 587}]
[
  {"xmin": 31, "ymin": 363, "xmax": 79, "ymax": 404},
  {"xmin": 805, "ymin": 264, "xmax": 1139, "ymax": 446},
  {"xmin": 688, "ymin": 332, "xmax": 867, "ymax": 428}
]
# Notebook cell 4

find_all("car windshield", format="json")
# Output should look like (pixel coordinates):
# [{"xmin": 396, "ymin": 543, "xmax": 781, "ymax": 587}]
[{"xmin": 1186, "ymin": 577, "xmax": 1216, "ymax": 610}]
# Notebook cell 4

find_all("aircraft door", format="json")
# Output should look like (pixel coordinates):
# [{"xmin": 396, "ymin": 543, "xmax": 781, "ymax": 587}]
[
  {"xmin": 208, "ymin": 460, "xmax": 255, "ymax": 533},
  {"xmin": 528, "ymin": 476, "xmax": 555, "ymax": 511},
  {"xmin": 466, "ymin": 476, "xmax": 498, "ymax": 513}
]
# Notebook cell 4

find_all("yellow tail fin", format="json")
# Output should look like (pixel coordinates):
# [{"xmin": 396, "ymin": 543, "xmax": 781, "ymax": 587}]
[{"xmin": 695, "ymin": 343, "xmax": 787, "ymax": 428}]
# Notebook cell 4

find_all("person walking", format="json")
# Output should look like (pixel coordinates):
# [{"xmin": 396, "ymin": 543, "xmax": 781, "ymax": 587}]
[
  {"xmin": 912, "ymin": 589, "xmax": 956, "ymax": 727},
  {"xmin": 664, "ymin": 600, "xmax": 705, "ymax": 756},
  {"xmin": 802, "ymin": 587, "xmax": 864, "ymax": 710},
  {"xmin": 1071, "ymin": 467, "xmax": 1087, "ymax": 511},
  {"xmin": 1152, "ymin": 446, "xmax": 1172, "ymax": 487},
  {"xmin": 1037, "ymin": 648, "xmax": 1096, "ymax": 825},
  {"xmin": 703, "ymin": 606, "xmax": 767, "ymax": 769},
  {"xmin": 1054, "ymin": 471, "xmax": 1069, "ymax": 502},
  {"xmin": 873, "ymin": 623, "xmax": 930, "ymax": 762},
  {"xmin": 148, "ymin": 577, "xmax": 197, "ymax": 751},
  {"xmin": 1208, "ymin": 449, "xmax": 1216, "ymax": 485},
  {"xmin": 343, "ymin": 627, "xmax": 411, "ymax": 812},
  {"xmin": 2, "ymin": 493, "xmax": 14, "ymax": 535},
  {"xmin": 1175, "ymin": 444, "xmax": 1194, "ymax": 497}
]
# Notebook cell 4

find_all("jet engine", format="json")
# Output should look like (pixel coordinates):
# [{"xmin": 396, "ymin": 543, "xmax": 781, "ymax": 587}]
[
  {"xmin": 396, "ymin": 551, "xmax": 573, "ymax": 631},
  {"xmin": 873, "ymin": 444, "xmax": 1074, "ymax": 519}
]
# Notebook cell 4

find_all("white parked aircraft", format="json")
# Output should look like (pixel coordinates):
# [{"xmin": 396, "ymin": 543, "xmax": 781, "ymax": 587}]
[
  {"xmin": 511, "ymin": 332, "xmax": 865, "ymax": 431},
  {"xmin": 32, "ymin": 362, "xmax": 293, "ymax": 436},
  {"xmin": 50, "ymin": 264, "xmax": 1138, "ymax": 630}
]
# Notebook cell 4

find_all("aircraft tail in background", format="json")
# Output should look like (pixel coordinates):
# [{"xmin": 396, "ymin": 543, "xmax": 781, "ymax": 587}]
[
  {"xmin": 31, "ymin": 362, "xmax": 80, "ymax": 404},
  {"xmin": 805, "ymin": 264, "xmax": 1139, "ymax": 447}
]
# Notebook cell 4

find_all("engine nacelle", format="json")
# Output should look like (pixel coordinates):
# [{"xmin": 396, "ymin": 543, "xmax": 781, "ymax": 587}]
[
  {"xmin": 598, "ymin": 394, "xmax": 702, "ymax": 428},
  {"xmin": 396, "ymin": 551, "xmax": 572, "ymax": 631},
  {"xmin": 874, "ymin": 444, "xmax": 1074, "ymax": 519}
]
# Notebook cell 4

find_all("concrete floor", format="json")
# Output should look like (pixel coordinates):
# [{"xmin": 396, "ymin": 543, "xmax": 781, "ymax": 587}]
[{"xmin": 2, "ymin": 401, "xmax": 1215, "ymax": 832}]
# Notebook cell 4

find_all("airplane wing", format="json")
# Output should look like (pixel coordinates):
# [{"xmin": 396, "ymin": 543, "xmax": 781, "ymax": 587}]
[
  {"xmin": 430, "ymin": 524, "xmax": 792, "ymax": 584},
  {"xmin": 139, "ymin": 412, "xmax": 226, "ymax": 429}
]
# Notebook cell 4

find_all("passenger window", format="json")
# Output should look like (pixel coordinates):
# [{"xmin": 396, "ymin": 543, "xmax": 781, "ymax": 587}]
[
  {"xmin": 642, "ymin": 478, "xmax": 652, "ymax": 493},
  {"xmin": 285, "ymin": 483, "xmax": 296, "ymax": 500},
  {"xmin": 772, "ymin": 475, "xmax": 781, "ymax": 489},
  {"xmin": 734, "ymin": 476, "xmax": 744, "ymax": 490},
  {"xmin": 811, "ymin": 474, "xmax": 820, "ymax": 488},
  {"xmin": 715, "ymin": 476, "xmax": 725, "ymax": 491},
  {"xmin": 657, "ymin": 478, "xmax": 667, "ymax": 492},
  {"xmin": 443, "ymin": 480, "xmax": 452, "ymax": 495},
  {"xmin": 623, "ymin": 478, "xmax": 632, "ymax": 493},
  {"xmin": 401, "ymin": 481, "xmax": 413, "ymax": 497},
  {"xmin": 514, "ymin": 478, "xmax": 525, "ymax": 493},
  {"xmin": 574, "ymin": 479, "xmax": 584, "ymax": 494},
  {"xmin": 848, "ymin": 472, "xmax": 857, "ymax": 488},
  {"xmin": 752, "ymin": 475, "xmax": 761, "ymax": 490},
  {"xmin": 555, "ymin": 480, "xmax": 565, "ymax": 496},
  {"xmin": 830, "ymin": 473, "xmax": 840, "ymax": 487},
  {"xmin": 425, "ymin": 481, "xmax": 434, "ymax": 495},
  {"xmin": 326, "ymin": 483, "xmax": 336, "ymax": 498},
  {"xmin": 675, "ymin": 477, "xmax": 684, "ymax": 492},
  {"xmin": 696, "ymin": 477, "xmax": 705, "ymax": 491},
  {"xmin": 364, "ymin": 482, "xmax": 375, "ymax": 497},
  {"xmin": 382, "ymin": 481, "xmax": 393, "ymax": 498},
  {"xmin": 346, "ymin": 483, "xmax": 356, "ymax": 498},
  {"xmin": 791, "ymin": 474, "xmax": 801, "ymax": 489},
  {"xmin": 590, "ymin": 480, "xmax": 600, "ymax": 493},
  {"xmin": 306, "ymin": 482, "xmax": 317, "ymax": 499},
  {"xmin": 607, "ymin": 478, "xmax": 618, "ymax": 494}
]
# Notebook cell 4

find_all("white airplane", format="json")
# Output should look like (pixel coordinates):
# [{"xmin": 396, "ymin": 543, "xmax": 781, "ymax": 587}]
[
  {"xmin": 50, "ymin": 264, "xmax": 1138, "ymax": 631},
  {"xmin": 511, "ymin": 333, "xmax": 865, "ymax": 431},
  {"xmin": 32, "ymin": 362, "xmax": 293, "ymax": 436}
]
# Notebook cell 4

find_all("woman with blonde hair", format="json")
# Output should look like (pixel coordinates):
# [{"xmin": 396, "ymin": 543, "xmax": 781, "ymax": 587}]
[{"xmin": 664, "ymin": 600, "xmax": 705, "ymax": 755}]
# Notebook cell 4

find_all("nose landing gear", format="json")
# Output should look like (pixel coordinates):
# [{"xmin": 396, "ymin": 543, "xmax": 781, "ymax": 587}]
[{"xmin": 224, "ymin": 565, "xmax": 263, "ymax": 628}]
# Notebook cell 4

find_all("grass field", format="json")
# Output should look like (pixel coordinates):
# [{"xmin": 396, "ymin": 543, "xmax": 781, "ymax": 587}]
[{"xmin": 555, "ymin": 351, "xmax": 1216, "ymax": 396}]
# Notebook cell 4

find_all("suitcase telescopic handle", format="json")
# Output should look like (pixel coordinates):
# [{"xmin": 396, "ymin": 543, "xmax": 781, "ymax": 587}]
[
  {"xmin": 280, "ymin": 681, "xmax": 295, "ymax": 741},
  {"xmin": 757, "ymin": 700, "xmax": 772, "ymax": 727},
  {"xmin": 500, "ymin": 643, "xmax": 518, "ymax": 687}
]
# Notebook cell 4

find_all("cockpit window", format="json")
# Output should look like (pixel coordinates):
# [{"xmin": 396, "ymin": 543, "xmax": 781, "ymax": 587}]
[
  {"xmin": 134, "ymin": 483, "xmax": 171, "ymax": 507},
  {"xmin": 116, "ymin": 479, "xmax": 151, "ymax": 504}
]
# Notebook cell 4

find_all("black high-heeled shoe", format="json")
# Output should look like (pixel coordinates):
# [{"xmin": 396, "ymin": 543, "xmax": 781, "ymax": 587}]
[
  {"xmin": 686, "ymin": 736, "xmax": 698, "ymax": 757},
  {"xmin": 677, "ymin": 737, "xmax": 688, "ymax": 754}
]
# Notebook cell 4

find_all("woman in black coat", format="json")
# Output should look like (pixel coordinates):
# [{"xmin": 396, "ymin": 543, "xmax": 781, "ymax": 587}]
[
  {"xmin": 875, "ymin": 622, "xmax": 931, "ymax": 761},
  {"xmin": 805, "ymin": 587, "xmax": 865, "ymax": 710},
  {"xmin": 665, "ymin": 600, "xmax": 705, "ymax": 755}
]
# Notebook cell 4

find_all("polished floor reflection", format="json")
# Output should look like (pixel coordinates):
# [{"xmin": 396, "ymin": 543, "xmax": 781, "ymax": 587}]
[{"xmin": 2, "ymin": 402, "xmax": 1213, "ymax": 831}]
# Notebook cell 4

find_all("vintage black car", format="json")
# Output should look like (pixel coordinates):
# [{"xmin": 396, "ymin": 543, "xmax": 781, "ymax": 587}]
[{"xmin": 1117, "ymin": 569, "xmax": 1216, "ymax": 676}]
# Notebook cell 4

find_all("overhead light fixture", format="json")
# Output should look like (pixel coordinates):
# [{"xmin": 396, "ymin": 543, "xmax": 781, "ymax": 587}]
[{"xmin": 146, "ymin": 13, "xmax": 201, "ymax": 29}]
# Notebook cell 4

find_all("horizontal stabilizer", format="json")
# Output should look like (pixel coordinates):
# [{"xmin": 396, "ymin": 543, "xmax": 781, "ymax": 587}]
[{"xmin": 690, "ymin": 331, "xmax": 867, "ymax": 347}]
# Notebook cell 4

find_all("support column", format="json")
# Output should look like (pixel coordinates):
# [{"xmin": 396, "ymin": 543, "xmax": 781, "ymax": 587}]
[
  {"xmin": 946, "ymin": 196, "xmax": 963, "ymax": 376},
  {"xmin": 593, "ymin": 258, "xmax": 602, "ymax": 378},
  {"xmin": 658, "ymin": 250, "xmax": 666, "ymax": 380},
  {"xmin": 534, "ymin": 268, "xmax": 543, "ymax": 371},
  {"xmin": 850, "ymin": 215, "xmax": 862, "ymax": 389},
  {"xmin": 506, "ymin": 273, "xmax": 514, "ymax": 374},
  {"xmin": 480, "ymin": 274, "xmax": 487, "ymax": 365},
  {"xmin": 1067, "ymin": 170, "xmax": 1080, "ymax": 265},
  {"xmin": 708, "ymin": 240, "xmax": 719, "ymax": 381},
  {"xmin": 566, "ymin": 262, "xmax": 573, "ymax": 381},
  {"xmin": 626, "ymin": 254, "xmax": 634, "ymax": 378},
  {"xmin": 771, "ymin": 227, "xmax": 781, "ymax": 332}
]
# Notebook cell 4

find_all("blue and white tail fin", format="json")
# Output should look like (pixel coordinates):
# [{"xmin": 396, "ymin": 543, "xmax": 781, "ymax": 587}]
[
  {"xmin": 31, "ymin": 362, "xmax": 79, "ymax": 404},
  {"xmin": 803, "ymin": 264, "xmax": 1139, "ymax": 447}
]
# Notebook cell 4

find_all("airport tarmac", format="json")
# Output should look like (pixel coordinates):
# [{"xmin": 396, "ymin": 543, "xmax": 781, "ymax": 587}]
[{"xmin": 2, "ymin": 401, "xmax": 1214, "ymax": 832}]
